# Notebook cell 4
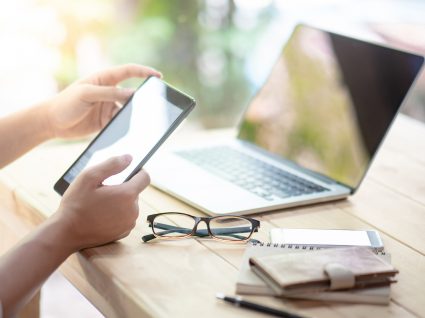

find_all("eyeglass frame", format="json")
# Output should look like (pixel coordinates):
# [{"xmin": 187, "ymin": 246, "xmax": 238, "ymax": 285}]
[{"xmin": 142, "ymin": 212, "xmax": 260, "ymax": 243}]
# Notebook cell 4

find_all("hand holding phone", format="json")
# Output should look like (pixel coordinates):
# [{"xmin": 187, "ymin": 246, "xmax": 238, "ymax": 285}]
[{"xmin": 54, "ymin": 76, "xmax": 195, "ymax": 195}]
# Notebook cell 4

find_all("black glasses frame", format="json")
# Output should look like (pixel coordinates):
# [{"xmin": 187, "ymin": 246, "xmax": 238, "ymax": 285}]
[{"xmin": 142, "ymin": 212, "xmax": 260, "ymax": 243}]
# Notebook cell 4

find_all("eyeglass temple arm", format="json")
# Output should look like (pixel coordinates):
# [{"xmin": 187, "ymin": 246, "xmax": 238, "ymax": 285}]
[
  {"xmin": 141, "ymin": 232, "xmax": 250, "ymax": 243},
  {"xmin": 141, "ymin": 232, "xmax": 259, "ymax": 243}
]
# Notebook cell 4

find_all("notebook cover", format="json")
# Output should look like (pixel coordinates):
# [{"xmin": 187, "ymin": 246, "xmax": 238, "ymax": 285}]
[{"xmin": 249, "ymin": 246, "xmax": 398, "ymax": 295}]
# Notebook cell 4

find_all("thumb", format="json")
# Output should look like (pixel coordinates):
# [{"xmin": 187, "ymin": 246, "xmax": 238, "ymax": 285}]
[
  {"xmin": 80, "ymin": 84, "xmax": 134, "ymax": 105},
  {"xmin": 122, "ymin": 169, "xmax": 151, "ymax": 195},
  {"xmin": 82, "ymin": 155, "xmax": 133, "ymax": 186}
]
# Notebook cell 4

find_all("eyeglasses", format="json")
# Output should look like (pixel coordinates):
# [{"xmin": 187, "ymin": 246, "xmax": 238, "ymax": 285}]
[{"xmin": 142, "ymin": 212, "xmax": 260, "ymax": 243}]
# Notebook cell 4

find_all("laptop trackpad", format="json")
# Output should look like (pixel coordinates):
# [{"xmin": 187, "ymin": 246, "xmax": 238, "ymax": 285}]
[{"xmin": 146, "ymin": 153, "xmax": 265, "ymax": 214}]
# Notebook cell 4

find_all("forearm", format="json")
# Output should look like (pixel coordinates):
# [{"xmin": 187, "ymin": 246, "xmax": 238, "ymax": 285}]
[
  {"xmin": 0, "ymin": 214, "xmax": 76, "ymax": 317},
  {"xmin": 0, "ymin": 101, "xmax": 53, "ymax": 168}
]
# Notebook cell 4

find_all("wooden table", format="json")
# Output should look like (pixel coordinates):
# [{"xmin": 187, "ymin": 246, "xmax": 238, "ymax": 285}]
[{"xmin": 1, "ymin": 114, "xmax": 424, "ymax": 318}]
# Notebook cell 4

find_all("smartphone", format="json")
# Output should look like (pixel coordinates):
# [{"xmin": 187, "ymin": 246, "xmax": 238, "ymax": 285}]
[
  {"xmin": 54, "ymin": 76, "xmax": 196, "ymax": 195},
  {"xmin": 270, "ymin": 228, "xmax": 384, "ymax": 249}
]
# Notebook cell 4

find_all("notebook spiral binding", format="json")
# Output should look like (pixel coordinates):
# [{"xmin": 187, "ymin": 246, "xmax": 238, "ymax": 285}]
[{"xmin": 251, "ymin": 241, "xmax": 386, "ymax": 255}]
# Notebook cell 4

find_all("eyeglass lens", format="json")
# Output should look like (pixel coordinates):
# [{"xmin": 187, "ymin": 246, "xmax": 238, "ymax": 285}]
[
  {"xmin": 152, "ymin": 213, "xmax": 196, "ymax": 238},
  {"xmin": 209, "ymin": 216, "xmax": 253, "ymax": 241}
]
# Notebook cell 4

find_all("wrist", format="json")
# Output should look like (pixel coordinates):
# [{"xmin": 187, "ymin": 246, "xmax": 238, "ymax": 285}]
[
  {"xmin": 40, "ymin": 212, "xmax": 81, "ymax": 256},
  {"xmin": 21, "ymin": 100, "xmax": 56, "ymax": 142},
  {"xmin": 35, "ymin": 99, "xmax": 56, "ymax": 140},
  {"xmin": 50, "ymin": 207, "xmax": 89, "ymax": 252}
]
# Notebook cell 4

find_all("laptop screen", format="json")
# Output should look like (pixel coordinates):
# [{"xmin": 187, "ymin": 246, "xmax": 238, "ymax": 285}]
[{"xmin": 238, "ymin": 24, "xmax": 423, "ymax": 190}]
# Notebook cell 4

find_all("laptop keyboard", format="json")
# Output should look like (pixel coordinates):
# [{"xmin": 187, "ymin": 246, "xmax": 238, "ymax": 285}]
[{"xmin": 176, "ymin": 146, "xmax": 329, "ymax": 201}]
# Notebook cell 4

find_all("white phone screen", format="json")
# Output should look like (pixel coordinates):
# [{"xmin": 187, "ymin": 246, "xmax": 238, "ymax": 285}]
[{"xmin": 271, "ymin": 229, "xmax": 375, "ymax": 246}]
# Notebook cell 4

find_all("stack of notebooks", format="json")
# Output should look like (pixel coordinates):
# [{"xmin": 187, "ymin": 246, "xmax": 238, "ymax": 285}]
[{"xmin": 236, "ymin": 243, "xmax": 398, "ymax": 305}]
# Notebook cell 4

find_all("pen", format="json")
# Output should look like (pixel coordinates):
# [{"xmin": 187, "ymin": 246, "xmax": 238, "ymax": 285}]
[{"xmin": 216, "ymin": 293, "xmax": 307, "ymax": 318}]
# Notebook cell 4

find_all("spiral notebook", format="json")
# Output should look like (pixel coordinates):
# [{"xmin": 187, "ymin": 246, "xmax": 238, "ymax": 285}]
[{"xmin": 236, "ymin": 242, "xmax": 391, "ymax": 305}]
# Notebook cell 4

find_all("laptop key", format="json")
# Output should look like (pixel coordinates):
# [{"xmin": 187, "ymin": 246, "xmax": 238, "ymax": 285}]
[{"xmin": 272, "ymin": 190, "xmax": 291, "ymax": 199}]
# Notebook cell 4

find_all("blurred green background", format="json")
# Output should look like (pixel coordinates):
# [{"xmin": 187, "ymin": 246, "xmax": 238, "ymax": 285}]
[
  {"xmin": 0, "ymin": 0, "xmax": 424, "ymax": 128},
  {"xmin": 27, "ymin": 0, "xmax": 280, "ymax": 128}
]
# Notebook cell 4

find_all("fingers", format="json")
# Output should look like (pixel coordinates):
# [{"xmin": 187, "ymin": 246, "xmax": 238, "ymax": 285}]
[
  {"xmin": 123, "ymin": 169, "xmax": 151, "ymax": 195},
  {"xmin": 90, "ymin": 64, "xmax": 162, "ymax": 85},
  {"xmin": 99, "ymin": 103, "xmax": 121, "ymax": 128},
  {"xmin": 116, "ymin": 230, "xmax": 132, "ymax": 241},
  {"xmin": 79, "ymin": 85, "xmax": 134, "ymax": 105},
  {"xmin": 81, "ymin": 155, "xmax": 133, "ymax": 186},
  {"xmin": 111, "ymin": 104, "xmax": 121, "ymax": 117}
]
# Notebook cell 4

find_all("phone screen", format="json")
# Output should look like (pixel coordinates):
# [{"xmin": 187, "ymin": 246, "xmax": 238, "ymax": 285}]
[
  {"xmin": 270, "ymin": 228, "xmax": 382, "ymax": 247},
  {"xmin": 58, "ymin": 77, "xmax": 194, "ymax": 190}
]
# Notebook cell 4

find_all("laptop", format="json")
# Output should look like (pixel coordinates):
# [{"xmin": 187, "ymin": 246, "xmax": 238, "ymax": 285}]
[{"xmin": 146, "ymin": 24, "xmax": 424, "ymax": 215}]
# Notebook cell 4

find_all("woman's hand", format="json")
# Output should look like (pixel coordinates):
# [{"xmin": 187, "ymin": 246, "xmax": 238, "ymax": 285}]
[
  {"xmin": 46, "ymin": 64, "xmax": 161, "ymax": 139},
  {"xmin": 55, "ymin": 154, "xmax": 150, "ymax": 251}
]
